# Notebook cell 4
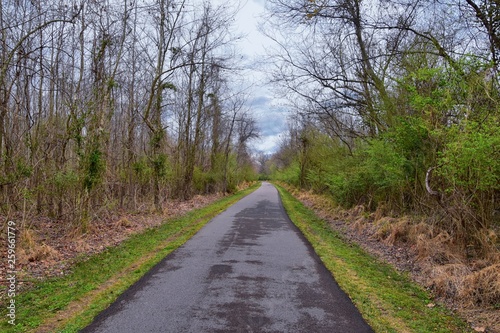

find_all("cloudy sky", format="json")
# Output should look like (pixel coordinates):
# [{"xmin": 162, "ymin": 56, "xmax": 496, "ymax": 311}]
[{"xmin": 229, "ymin": 0, "xmax": 289, "ymax": 154}]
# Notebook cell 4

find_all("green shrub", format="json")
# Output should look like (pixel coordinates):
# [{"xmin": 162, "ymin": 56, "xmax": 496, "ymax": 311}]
[
  {"xmin": 83, "ymin": 148, "xmax": 105, "ymax": 191},
  {"xmin": 54, "ymin": 169, "xmax": 80, "ymax": 191},
  {"xmin": 132, "ymin": 157, "xmax": 153, "ymax": 184},
  {"xmin": 437, "ymin": 118, "xmax": 500, "ymax": 232},
  {"xmin": 439, "ymin": 121, "xmax": 500, "ymax": 193},
  {"xmin": 272, "ymin": 161, "xmax": 301, "ymax": 186}
]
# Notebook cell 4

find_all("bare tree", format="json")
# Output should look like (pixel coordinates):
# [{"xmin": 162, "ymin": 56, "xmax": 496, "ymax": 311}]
[{"xmin": 0, "ymin": 0, "xmax": 256, "ymax": 232}]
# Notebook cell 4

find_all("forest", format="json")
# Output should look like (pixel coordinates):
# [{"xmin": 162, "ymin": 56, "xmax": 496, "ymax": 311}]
[
  {"xmin": 1, "ymin": 0, "xmax": 259, "ymax": 233},
  {"xmin": 1, "ymin": 0, "xmax": 499, "ymax": 330},
  {"xmin": 264, "ymin": 0, "xmax": 499, "ymax": 254}
]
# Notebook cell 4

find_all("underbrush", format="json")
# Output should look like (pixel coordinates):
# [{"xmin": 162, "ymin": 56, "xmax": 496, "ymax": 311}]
[{"xmin": 281, "ymin": 183, "xmax": 500, "ymax": 332}]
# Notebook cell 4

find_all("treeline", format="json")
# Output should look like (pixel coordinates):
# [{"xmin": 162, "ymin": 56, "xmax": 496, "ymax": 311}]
[
  {"xmin": 0, "ymin": 0, "xmax": 258, "ymax": 230},
  {"xmin": 264, "ymin": 0, "xmax": 499, "ymax": 252}
]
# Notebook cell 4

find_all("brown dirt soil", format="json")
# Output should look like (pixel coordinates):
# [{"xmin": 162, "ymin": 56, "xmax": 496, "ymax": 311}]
[
  {"xmin": 0, "ymin": 192, "xmax": 226, "ymax": 298},
  {"xmin": 286, "ymin": 186, "xmax": 500, "ymax": 333}
]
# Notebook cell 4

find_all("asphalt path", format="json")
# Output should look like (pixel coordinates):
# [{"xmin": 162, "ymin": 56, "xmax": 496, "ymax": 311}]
[{"xmin": 81, "ymin": 182, "xmax": 373, "ymax": 333}]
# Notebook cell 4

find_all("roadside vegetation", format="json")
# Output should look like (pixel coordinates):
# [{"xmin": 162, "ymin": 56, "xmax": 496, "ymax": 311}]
[
  {"xmin": 0, "ymin": 183, "xmax": 259, "ymax": 333},
  {"xmin": 276, "ymin": 184, "xmax": 473, "ymax": 333},
  {"xmin": 260, "ymin": 1, "xmax": 499, "ymax": 331}
]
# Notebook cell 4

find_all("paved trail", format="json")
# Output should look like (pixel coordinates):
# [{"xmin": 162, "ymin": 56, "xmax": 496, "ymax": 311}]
[{"xmin": 81, "ymin": 182, "xmax": 373, "ymax": 333}]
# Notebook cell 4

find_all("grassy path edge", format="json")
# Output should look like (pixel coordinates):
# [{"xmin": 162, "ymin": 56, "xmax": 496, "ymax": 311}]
[
  {"xmin": 1, "ymin": 183, "xmax": 260, "ymax": 333},
  {"xmin": 275, "ymin": 184, "xmax": 472, "ymax": 333}
]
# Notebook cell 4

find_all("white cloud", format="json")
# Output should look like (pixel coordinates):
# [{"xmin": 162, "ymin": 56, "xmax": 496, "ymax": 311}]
[
  {"xmin": 252, "ymin": 133, "xmax": 282, "ymax": 154},
  {"xmin": 208, "ymin": 0, "xmax": 287, "ymax": 154}
]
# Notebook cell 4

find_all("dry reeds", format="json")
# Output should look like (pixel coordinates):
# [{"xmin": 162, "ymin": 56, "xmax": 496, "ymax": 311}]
[
  {"xmin": 461, "ymin": 264, "xmax": 500, "ymax": 307},
  {"xmin": 18, "ymin": 228, "xmax": 59, "ymax": 264},
  {"xmin": 374, "ymin": 215, "xmax": 500, "ymax": 309}
]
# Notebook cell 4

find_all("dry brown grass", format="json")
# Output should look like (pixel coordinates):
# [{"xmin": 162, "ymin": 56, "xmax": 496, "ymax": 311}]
[
  {"xmin": 115, "ymin": 217, "xmax": 132, "ymax": 228},
  {"xmin": 384, "ymin": 217, "xmax": 412, "ymax": 245},
  {"xmin": 428, "ymin": 263, "xmax": 472, "ymax": 299},
  {"xmin": 373, "ymin": 203, "xmax": 388, "ymax": 222},
  {"xmin": 352, "ymin": 216, "xmax": 370, "ymax": 232},
  {"xmin": 374, "ymin": 216, "xmax": 399, "ymax": 241},
  {"xmin": 19, "ymin": 228, "xmax": 37, "ymax": 249},
  {"xmin": 369, "ymin": 216, "xmax": 499, "ymax": 331},
  {"xmin": 18, "ymin": 229, "xmax": 59, "ymax": 264},
  {"xmin": 278, "ymin": 183, "xmax": 500, "ymax": 332},
  {"xmin": 417, "ymin": 232, "xmax": 465, "ymax": 264},
  {"xmin": 461, "ymin": 264, "xmax": 500, "ymax": 307},
  {"xmin": 381, "ymin": 219, "xmax": 499, "ymax": 310}
]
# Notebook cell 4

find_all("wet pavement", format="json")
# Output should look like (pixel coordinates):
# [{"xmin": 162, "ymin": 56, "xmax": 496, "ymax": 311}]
[{"xmin": 81, "ymin": 182, "xmax": 373, "ymax": 333}]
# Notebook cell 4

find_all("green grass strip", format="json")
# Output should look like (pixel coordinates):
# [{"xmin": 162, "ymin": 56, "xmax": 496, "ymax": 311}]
[
  {"xmin": 275, "ymin": 184, "xmax": 472, "ymax": 333},
  {"xmin": 0, "ymin": 183, "xmax": 260, "ymax": 333}
]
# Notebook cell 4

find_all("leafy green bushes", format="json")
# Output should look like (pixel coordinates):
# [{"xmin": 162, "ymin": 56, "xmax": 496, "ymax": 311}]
[
  {"xmin": 270, "ymin": 57, "xmax": 500, "ymax": 251},
  {"xmin": 272, "ymin": 161, "xmax": 301, "ymax": 187},
  {"xmin": 436, "ymin": 117, "xmax": 500, "ymax": 245},
  {"xmin": 439, "ymin": 121, "xmax": 500, "ymax": 195}
]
